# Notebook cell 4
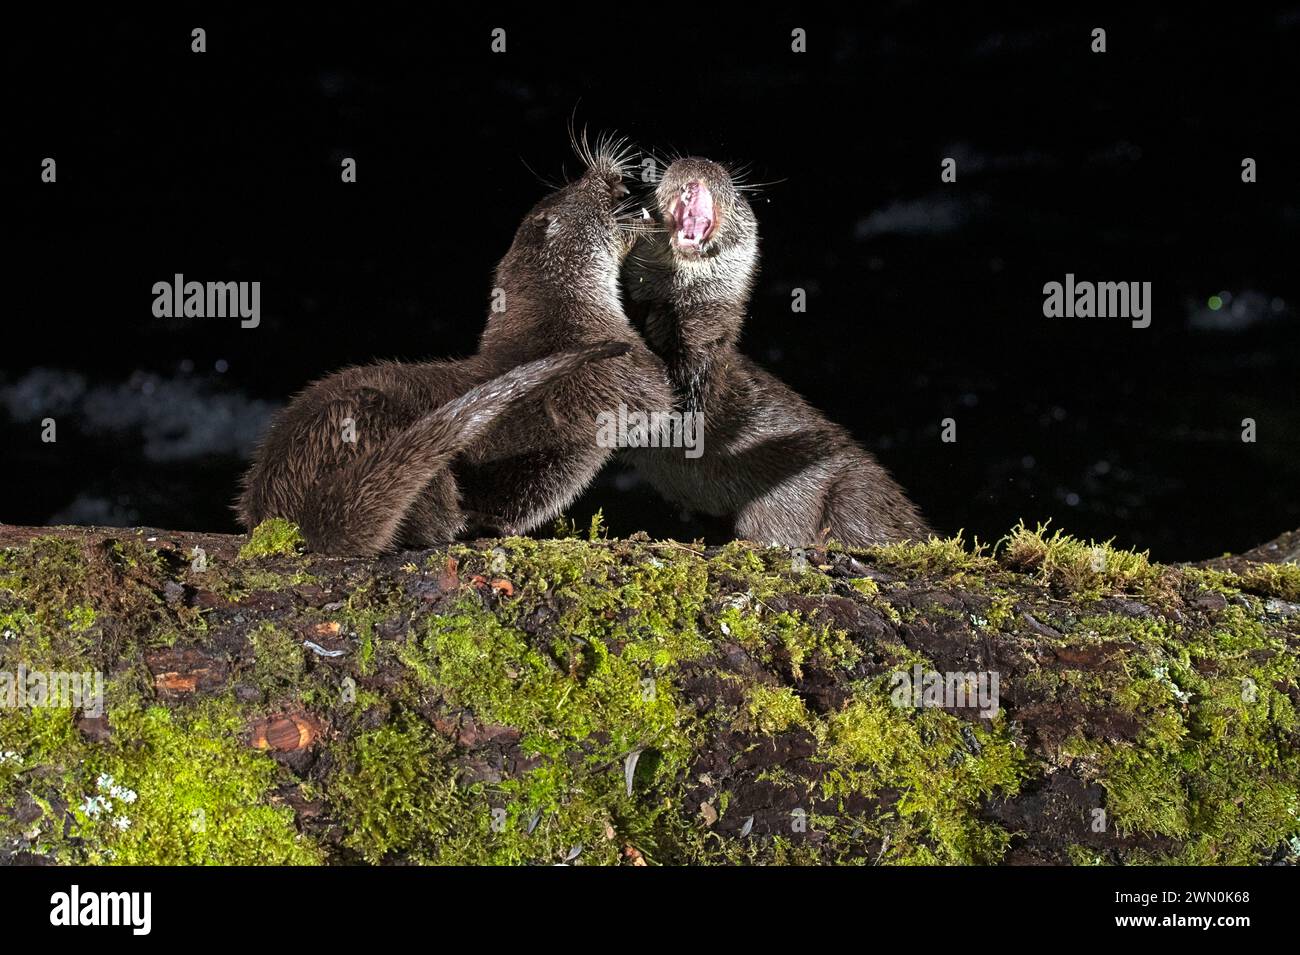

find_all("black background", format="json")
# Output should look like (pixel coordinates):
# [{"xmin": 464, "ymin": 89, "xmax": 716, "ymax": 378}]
[{"xmin": 5, "ymin": 8, "xmax": 1298, "ymax": 560}]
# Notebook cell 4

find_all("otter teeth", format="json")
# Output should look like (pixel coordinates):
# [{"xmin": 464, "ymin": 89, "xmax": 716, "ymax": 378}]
[{"xmin": 671, "ymin": 180, "xmax": 715, "ymax": 250}]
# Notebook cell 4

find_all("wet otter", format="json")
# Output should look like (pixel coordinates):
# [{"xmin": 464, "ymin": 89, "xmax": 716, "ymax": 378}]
[
  {"xmin": 623, "ymin": 156, "xmax": 932, "ymax": 546},
  {"xmin": 239, "ymin": 134, "xmax": 672, "ymax": 555}
]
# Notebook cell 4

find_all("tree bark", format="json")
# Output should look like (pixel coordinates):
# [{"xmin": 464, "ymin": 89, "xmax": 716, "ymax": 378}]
[{"xmin": 1, "ymin": 521, "xmax": 1297, "ymax": 865}]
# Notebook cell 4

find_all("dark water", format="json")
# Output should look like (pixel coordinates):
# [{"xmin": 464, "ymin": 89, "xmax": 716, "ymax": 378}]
[{"xmin": 4, "ymin": 9, "xmax": 1298, "ymax": 560}]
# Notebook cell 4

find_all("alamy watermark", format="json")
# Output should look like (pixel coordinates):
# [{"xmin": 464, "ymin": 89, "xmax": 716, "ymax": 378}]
[
  {"xmin": 0, "ymin": 666, "xmax": 104, "ymax": 717},
  {"xmin": 890, "ymin": 665, "xmax": 1000, "ymax": 718},
  {"xmin": 595, "ymin": 404, "xmax": 704, "ymax": 459},
  {"xmin": 1043, "ymin": 273, "xmax": 1151, "ymax": 328},
  {"xmin": 152, "ymin": 273, "xmax": 260, "ymax": 328},
  {"xmin": 49, "ymin": 884, "xmax": 151, "ymax": 935}
]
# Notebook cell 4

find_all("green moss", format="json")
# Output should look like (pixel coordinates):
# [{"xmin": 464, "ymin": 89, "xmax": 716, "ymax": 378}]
[
  {"xmin": 981, "ymin": 592, "xmax": 1019, "ymax": 631},
  {"xmin": 1, "ymin": 535, "xmax": 175, "ymax": 674},
  {"xmin": 1187, "ymin": 562, "xmax": 1300, "ymax": 603},
  {"xmin": 1, "ymin": 691, "xmax": 321, "ymax": 864},
  {"xmin": 0, "ymin": 540, "xmax": 94, "ymax": 666},
  {"xmin": 0, "ymin": 702, "xmax": 81, "ymax": 787},
  {"xmin": 111, "ymin": 537, "xmax": 168, "ymax": 574},
  {"xmin": 718, "ymin": 605, "xmax": 860, "ymax": 678},
  {"xmin": 707, "ymin": 541, "xmax": 833, "ymax": 600},
  {"xmin": 1067, "ymin": 844, "xmax": 1109, "ymax": 866},
  {"xmin": 846, "ymin": 573, "xmax": 909, "ymax": 624},
  {"xmin": 849, "ymin": 576, "xmax": 879, "ymax": 597},
  {"xmin": 356, "ymin": 625, "xmax": 375, "ymax": 675},
  {"xmin": 416, "ymin": 600, "xmax": 690, "ymax": 762},
  {"xmin": 334, "ymin": 581, "xmax": 402, "ymax": 679},
  {"xmin": 550, "ymin": 509, "xmax": 609, "ymax": 542},
  {"xmin": 494, "ymin": 537, "xmax": 713, "ymax": 666},
  {"xmin": 64, "ymin": 605, "xmax": 97, "ymax": 633},
  {"xmin": 328, "ymin": 716, "xmax": 462, "ymax": 863},
  {"xmin": 332, "ymin": 537, "xmax": 718, "ymax": 863},
  {"xmin": 740, "ymin": 684, "xmax": 810, "ymax": 734},
  {"xmin": 0, "ymin": 537, "xmax": 88, "ymax": 613},
  {"xmin": 1, "ymin": 537, "xmax": 312, "ymax": 863},
  {"xmin": 998, "ymin": 521, "xmax": 1167, "ymax": 599},
  {"xmin": 234, "ymin": 567, "xmax": 320, "ymax": 594},
  {"xmin": 1239, "ymin": 561, "xmax": 1300, "ymax": 601},
  {"xmin": 500, "ymin": 536, "xmax": 614, "ymax": 593},
  {"xmin": 1, "ymin": 525, "xmax": 1294, "ymax": 866},
  {"xmin": 1065, "ymin": 604, "xmax": 1300, "ymax": 863},
  {"xmin": 868, "ymin": 532, "xmax": 995, "ymax": 577},
  {"xmin": 389, "ymin": 581, "xmax": 700, "ymax": 863},
  {"xmin": 249, "ymin": 622, "xmax": 305, "ymax": 696},
  {"xmin": 1098, "ymin": 743, "xmax": 1191, "ymax": 838},
  {"xmin": 238, "ymin": 519, "xmax": 306, "ymax": 560},
  {"xmin": 817, "ymin": 686, "xmax": 1026, "ymax": 864}
]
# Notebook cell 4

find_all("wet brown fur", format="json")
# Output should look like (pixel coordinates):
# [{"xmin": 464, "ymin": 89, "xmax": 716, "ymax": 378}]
[
  {"xmin": 623, "ymin": 157, "xmax": 933, "ymax": 546},
  {"xmin": 238, "ymin": 133, "xmax": 672, "ymax": 555}
]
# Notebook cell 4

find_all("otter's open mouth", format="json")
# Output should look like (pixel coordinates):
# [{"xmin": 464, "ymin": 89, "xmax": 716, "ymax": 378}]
[{"xmin": 668, "ymin": 180, "xmax": 717, "ymax": 253}]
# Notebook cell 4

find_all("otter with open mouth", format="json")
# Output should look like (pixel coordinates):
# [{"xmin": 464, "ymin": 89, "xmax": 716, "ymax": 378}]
[
  {"xmin": 238, "ymin": 132, "xmax": 671, "ymax": 555},
  {"xmin": 623, "ymin": 156, "xmax": 932, "ymax": 546}
]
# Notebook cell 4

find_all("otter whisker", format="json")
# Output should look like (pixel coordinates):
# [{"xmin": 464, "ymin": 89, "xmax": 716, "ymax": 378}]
[
  {"xmin": 518, "ymin": 154, "xmax": 562, "ymax": 191},
  {"xmin": 592, "ymin": 132, "xmax": 640, "ymax": 181},
  {"xmin": 725, "ymin": 160, "xmax": 784, "ymax": 194}
]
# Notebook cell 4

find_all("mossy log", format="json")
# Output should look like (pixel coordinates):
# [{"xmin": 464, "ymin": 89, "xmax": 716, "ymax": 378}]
[{"xmin": 1, "ymin": 518, "xmax": 1297, "ymax": 866}]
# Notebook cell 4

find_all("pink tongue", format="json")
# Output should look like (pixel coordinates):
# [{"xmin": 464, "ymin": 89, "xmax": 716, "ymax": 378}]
[{"xmin": 678, "ymin": 181, "xmax": 713, "ymax": 241}]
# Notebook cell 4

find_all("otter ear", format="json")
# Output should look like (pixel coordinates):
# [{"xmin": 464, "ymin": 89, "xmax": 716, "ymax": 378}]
[
  {"xmin": 527, "ymin": 211, "xmax": 562, "ymax": 242},
  {"xmin": 526, "ymin": 211, "xmax": 552, "ymax": 238}
]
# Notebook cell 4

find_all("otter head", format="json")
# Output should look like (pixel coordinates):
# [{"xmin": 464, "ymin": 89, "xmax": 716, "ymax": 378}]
[
  {"xmin": 653, "ymin": 158, "xmax": 757, "ymax": 264},
  {"xmin": 625, "ymin": 157, "xmax": 760, "ymax": 322},
  {"xmin": 505, "ymin": 134, "xmax": 641, "ymax": 297}
]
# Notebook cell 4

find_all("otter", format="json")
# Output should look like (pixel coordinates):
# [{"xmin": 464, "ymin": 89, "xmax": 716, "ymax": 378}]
[
  {"xmin": 622, "ymin": 156, "xmax": 932, "ymax": 546},
  {"xmin": 238, "ymin": 133, "xmax": 672, "ymax": 555}
]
